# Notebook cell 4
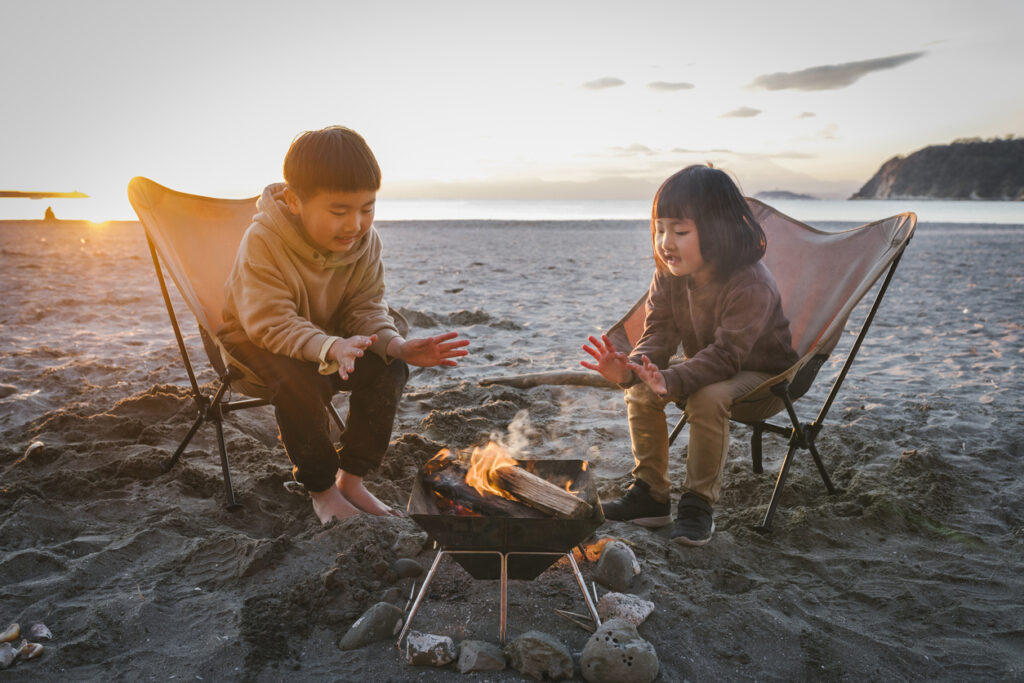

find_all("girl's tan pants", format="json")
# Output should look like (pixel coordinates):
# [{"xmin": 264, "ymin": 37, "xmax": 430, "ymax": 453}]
[{"xmin": 625, "ymin": 371, "xmax": 783, "ymax": 505}]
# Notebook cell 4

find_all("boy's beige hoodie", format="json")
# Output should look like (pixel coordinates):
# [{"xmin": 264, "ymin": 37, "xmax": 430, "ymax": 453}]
[{"xmin": 219, "ymin": 183, "xmax": 400, "ymax": 366}]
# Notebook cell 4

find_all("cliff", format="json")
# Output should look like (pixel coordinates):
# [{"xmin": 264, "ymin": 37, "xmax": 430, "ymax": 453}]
[{"xmin": 852, "ymin": 138, "xmax": 1024, "ymax": 200}]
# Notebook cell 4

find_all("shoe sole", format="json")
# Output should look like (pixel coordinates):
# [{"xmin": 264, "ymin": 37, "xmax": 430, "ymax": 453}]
[
  {"xmin": 621, "ymin": 515, "xmax": 673, "ymax": 528},
  {"xmin": 672, "ymin": 521, "xmax": 716, "ymax": 546}
]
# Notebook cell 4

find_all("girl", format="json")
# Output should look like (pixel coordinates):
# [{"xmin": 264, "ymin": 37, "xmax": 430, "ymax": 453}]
[{"xmin": 581, "ymin": 165, "xmax": 798, "ymax": 546}]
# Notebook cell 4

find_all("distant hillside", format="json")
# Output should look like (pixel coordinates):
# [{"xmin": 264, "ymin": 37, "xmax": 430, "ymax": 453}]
[
  {"xmin": 755, "ymin": 190, "xmax": 818, "ymax": 201},
  {"xmin": 852, "ymin": 138, "xmax": 1024, "ymax": 200}
]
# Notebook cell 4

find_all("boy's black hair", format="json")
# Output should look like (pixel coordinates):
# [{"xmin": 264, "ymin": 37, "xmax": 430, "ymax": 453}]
[
  {"xmin": 283, "ymin": 126, "xmax": 381, "ymax": 199},
  {"xmin": 651, "ymin": 165, "xmax": 766, "ymax": 276}
]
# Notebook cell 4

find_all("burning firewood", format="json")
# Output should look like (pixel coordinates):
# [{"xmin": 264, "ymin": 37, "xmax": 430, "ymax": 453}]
[
  {"xmin": 419, "ymin": 446, "xmax": 593, "ymax": 520},
  {"xmin": 419, "ymin": 451, "xmax": 545, "ymax": 518},
  {"xmin": 493, "ymin": 466, "xmax": 593, "ymax": 520}
]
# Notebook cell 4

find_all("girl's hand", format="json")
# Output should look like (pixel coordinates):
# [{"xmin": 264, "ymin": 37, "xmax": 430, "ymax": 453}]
[
  {"xmin": 329, "ymin": 334, "xmax": 377, "ymax": 380},
  {"xmin": 580, "ymin": 334, "xmax": 633, "ymax": 384},
  {"xmin": 628, "ymin": 355, "xmax": 668, "ymax": 396},
  {"xmin": 392, "ymin": 331, "xmax": 469, "ymax": 367}
]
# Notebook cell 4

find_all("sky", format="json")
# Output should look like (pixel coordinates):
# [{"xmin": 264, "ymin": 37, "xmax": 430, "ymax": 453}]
[{"xmin": 1, "ymin": 0, "xmax": 1022, "ymax": 220}]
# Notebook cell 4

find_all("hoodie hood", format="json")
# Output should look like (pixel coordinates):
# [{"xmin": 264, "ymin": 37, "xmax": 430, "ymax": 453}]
[{"xmin": 253, "ymin": 183, "xmax": 375, "ymax": 269}]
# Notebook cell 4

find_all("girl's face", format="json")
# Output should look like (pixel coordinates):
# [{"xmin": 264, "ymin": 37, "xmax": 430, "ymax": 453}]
[{"xmin": 654, "ymin": 217, "xmax": 715, "ymax": 286}]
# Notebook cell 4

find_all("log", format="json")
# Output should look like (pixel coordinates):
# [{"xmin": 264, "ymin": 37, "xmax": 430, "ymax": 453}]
[
  {"xmin": 420, "ymin": 460, "xmax": 545, "ymax": 518},
  {"xmin": 494, "ymin": 465, "xmax": 594, "ymax": 520},
  {"xmin": 477, "ymin": 371, "xmax": 617, "ymax": 389}
]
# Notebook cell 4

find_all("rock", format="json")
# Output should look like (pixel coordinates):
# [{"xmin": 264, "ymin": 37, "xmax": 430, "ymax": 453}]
[
  {"xmin": 405, "ymin": 631, "xmax": 457, "ymax": 666},
  {"xmin": 393, "ymin": 558, "xmax": 423, "ymax": 578},
  {"xmin": 0, "ymin": 643, "xmax": 14, "ymax": 668},
  {"xmin": 457, "ymin": 639, "xmax": 506, "ymax": 673},
  {"xmin": 504, "ymin": 630, "xmax": 573, "ymax": 681},
  {"xmin": 596, "ymin": 592, "xmax": 655, "ymax": 626},
  {"xmin": 391, "ymin": 530, "xmax": 428, "ymax": 558},
  {"xmin": 594, "ymin": 541, "xmax": 640, "ymax": 591},
  {"xmin": 0, "ymin": 384, "xmax": 17, "ymax": 399},
  {"xmin": 338, "ymin": 602, "xmax": 404, "ymax": 650},
  {"xmin": 580, "ymin": 618, "xmax": 659, "ymax": 683},
  {"xmin": 379, "ymin": 586, "xmax": 403, "ymax": 606}
]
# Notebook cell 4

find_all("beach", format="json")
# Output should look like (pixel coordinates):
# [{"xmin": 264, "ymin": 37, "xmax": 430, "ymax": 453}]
[{"xmin": 1, "ymin": 215, "xmax": 1022, "ymax": 681}]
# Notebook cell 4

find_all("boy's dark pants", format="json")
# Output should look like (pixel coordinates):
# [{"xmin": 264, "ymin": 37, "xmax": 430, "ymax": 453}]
[{"xmin": 230, "ymin": 341, "xmax": 409, "ymax": 493}]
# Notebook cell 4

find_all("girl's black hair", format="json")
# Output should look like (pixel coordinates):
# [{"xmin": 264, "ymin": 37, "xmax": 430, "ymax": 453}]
[{"xmin": 651, "ymin": 165, "xmax": 766, "ymax": 276}]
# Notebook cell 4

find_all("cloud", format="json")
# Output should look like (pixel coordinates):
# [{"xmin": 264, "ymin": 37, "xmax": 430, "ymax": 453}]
[
  {"xmin": 749, "ymin": 52, "xmax": 926, "ymax": 91},
  {"xmin": 721, "ymin": 107, "xmax": 762, "ymax": 118},
  {"xmin": 647, "ymin": 81, "xmax": 694, "ymax": 92},
  {"xmin": 817, "ymin": 124, "xmax": 839, "ymax": 140},
  {"xmin": 611, "ymin": 143, "xmax": 656, "ymax": 156},
  {"xmin": 796, "ymin": 111, "xmax": 816, "ymax": 119},
  {"xmin": 671, "ymin": 147, "xmax": 814, "ymax": 161},
  {"xmin": 583, "ymin": 77, "xmax": 625, "ymax": 90}
]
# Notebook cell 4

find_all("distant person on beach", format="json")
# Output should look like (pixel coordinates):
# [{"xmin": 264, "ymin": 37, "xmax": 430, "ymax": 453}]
[
  {"xmin": 219, "ymin": 126, "xmax": 469, "ymax": 524},
  {"xmin": 581, "ymin": 165, "xmax": 798, "ymax": 546}
]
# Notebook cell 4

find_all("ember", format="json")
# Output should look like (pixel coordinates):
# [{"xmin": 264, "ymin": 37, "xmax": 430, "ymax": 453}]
[{"xmin": 421, "ymin": 443, "xmax": 594, "ymax": 520}]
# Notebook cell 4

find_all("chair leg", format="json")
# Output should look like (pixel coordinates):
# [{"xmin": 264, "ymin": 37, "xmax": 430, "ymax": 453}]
[
  {"xmin": 806, "ymin": 440, "xmax": 837, "ymax": 495},
  {"xmin": 668, "ymin": 411, "xmax": 688, "ymax": 447},
  {"xmin": 163, "ymin": 411, "xmax": 205, "ymax": 472},
  {"xmin": 213, "ymin": 416, "xmax": 241, "ymax": 511},
  {"xmin": 750, "ymin": 423, "xmax": 764, "ymax": 474},
  {"xmin": 756, "ymin": 441, "xmax": 798, "ymax": 533},
  {"xmin": 327, "ymin": 402, "xmax": 346, "ymax": 435}
]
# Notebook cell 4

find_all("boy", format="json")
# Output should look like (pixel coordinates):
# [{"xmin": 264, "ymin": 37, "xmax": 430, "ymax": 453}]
[{"xmin": 219, "ymin": 126, "xmax": 468, "ymax": 524}]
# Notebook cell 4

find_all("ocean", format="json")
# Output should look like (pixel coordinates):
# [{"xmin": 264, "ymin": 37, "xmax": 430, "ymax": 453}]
[
  {"xmin": 3, "ymin": 196, "xmax": 1023, "ymax": 226},
  {"xmin": 373, "ymin": 198, "xmax": 1024, "ymax": 225}
]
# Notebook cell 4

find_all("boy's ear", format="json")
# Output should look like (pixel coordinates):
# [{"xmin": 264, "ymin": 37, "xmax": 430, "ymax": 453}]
[{"xmin": 282, "ymin": 186, "xmax": 302, "ymax": 215}]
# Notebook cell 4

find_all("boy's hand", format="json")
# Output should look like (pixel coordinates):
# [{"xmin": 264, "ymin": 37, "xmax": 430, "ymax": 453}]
[
  {"xmin": 628, "ymin": 355, "xmax": 668, "ymax": 396},
  {"xmin": 389, "ymin": 331, "xmax": 469, "ymax": 367},
  {"xmin": 580, "ymin": 334, "xmax": 633, "ymax": 384},
  {"xmin": 328, "ymin": 334, "xmax": 377, "ymax": 380}
]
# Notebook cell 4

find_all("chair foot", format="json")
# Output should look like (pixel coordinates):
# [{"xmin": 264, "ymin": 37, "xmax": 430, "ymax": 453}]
[
  {"xmin": 225, "ymin": 502, "xmax": 243, "ymax": 512},
  {"xmin": 753, "ymin": 524, "xmax": 772, "ymax": 535}
]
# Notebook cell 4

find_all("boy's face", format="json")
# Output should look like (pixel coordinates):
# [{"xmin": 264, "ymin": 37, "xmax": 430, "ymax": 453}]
[{"xmin": 283, "ymin": 187, "xmax": 376, "ymax": 254}]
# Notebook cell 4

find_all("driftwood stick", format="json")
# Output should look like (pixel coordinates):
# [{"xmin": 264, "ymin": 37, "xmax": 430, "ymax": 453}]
[
  {"xmin": 478, "ymin": 371, "xmax": 617, "ymax": 389},
  {"xmin": 494, "ymin": 466, "xmax": 593, "ymax": 519}
]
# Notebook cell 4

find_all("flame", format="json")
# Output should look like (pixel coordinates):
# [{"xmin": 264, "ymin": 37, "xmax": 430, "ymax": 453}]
[
  {"xmin": 424, "ymin": 448, "xmax": 457, "ymax": 475},
  {"xmin": 464, "ymin": 441, "xmax": 518, "ymax": 499},
  {"xmin": 559, "ymin": 461, "xmax": 586, "ymax": 493}
]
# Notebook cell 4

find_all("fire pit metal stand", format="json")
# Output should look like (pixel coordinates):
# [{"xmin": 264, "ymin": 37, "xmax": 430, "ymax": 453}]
[{"xmin": 396, "ymin": 548, "xmax": 600, "ymax": 646}]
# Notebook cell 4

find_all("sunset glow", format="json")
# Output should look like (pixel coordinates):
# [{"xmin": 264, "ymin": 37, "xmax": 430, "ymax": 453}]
[{"xmin": 2, "ymin": 0, "xmax": 1021, "ymax": 220}]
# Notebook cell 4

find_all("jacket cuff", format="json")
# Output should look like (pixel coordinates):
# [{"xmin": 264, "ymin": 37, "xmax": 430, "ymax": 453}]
[
  {"xmin": 317, "ymin": 336, "xmax": 341, "ymax": 375},
  {"xmin": 616, "ymin": 370, "xmax": 640, "ymax": 390},
  {"xmin": 662, "ymin": 369, "xmax": 684, "ymax": 400},
  {"xmin": 371, "ymin": 328, "xmax": 402, "ymax": 363}
]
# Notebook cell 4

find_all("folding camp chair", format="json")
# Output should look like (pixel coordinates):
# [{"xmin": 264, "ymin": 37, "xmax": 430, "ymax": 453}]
[
  {"xmin": 127, "ymin": 176, "xmax": 406, "ymax": 510},
  {"xmin": 606, "ymin": 199, "xmax": 917, "ymax": 531}
]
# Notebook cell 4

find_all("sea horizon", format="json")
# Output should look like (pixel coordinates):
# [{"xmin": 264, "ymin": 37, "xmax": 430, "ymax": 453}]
[{"xmin": 2, "ymin": 197, "xmax": 1023, "ymax": 226}]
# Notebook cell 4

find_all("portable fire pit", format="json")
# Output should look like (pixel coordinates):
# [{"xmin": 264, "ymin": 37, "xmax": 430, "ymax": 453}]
[{"xmin": 398, "ymin": 456, "xmax": 605, "ymax": 644}]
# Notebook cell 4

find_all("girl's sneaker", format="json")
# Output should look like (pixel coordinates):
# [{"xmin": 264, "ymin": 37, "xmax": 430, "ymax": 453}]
[
  {"xmin": 602, "ymin": 479, "xmax": 672, "ymax": 528},
  {"xmin": 671, "ymin": 493, "xmax": 715, "ymax": 546}
]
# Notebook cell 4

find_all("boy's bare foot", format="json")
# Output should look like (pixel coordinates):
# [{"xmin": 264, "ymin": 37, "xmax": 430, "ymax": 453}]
[
  {"xmin": 309, "ymin": 486, "xmax": 362, "ymax": 524},
  {"xmin": 336, "ymin": 471, "xmax": 401, "ymax": 517}
]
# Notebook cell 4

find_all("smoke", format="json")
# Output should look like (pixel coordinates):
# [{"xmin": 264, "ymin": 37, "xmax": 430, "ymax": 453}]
[{"xmin": 492, "ymin": 409, "xmax": 538, "ymax": 458}]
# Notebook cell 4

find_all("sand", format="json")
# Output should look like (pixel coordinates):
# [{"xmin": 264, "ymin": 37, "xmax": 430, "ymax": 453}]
[{"xmin": 1, "ymin": 217, "xmax": 1022, "ymax": 681}]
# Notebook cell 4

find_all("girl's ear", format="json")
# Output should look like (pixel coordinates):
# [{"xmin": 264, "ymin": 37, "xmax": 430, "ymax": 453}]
[{"xmin": 282, "ymin": 186, "xmax": 302, "ymax": 216}]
